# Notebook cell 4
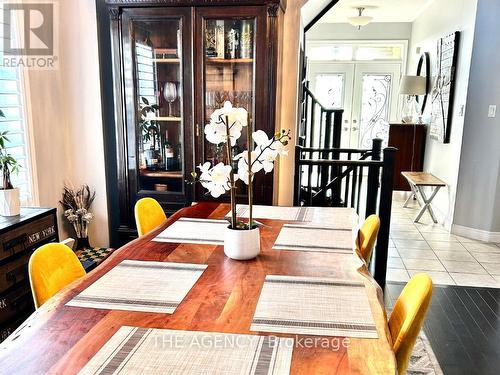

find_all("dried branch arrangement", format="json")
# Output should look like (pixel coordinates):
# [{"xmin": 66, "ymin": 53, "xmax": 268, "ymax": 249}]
[{"xmin": 60, "ymin": 184, "xmax": 96, "ymax": 238}]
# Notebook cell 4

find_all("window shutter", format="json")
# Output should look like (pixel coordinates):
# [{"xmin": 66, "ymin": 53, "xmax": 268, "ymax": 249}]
[{"xmin": 0, "ymin": 15, "xmax": 33, "ymax": 204}]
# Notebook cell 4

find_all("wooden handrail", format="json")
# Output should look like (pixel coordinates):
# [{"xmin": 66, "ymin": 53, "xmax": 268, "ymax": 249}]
[
  {"xmin": 297, "ymin": 159, "xmax": 383, "ymax": 167},
  {"xmin": 297, "ymin": 146, "xmax": 370, "ymax": 153}
]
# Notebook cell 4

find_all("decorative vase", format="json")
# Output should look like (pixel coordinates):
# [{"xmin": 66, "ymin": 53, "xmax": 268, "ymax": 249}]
[
  {"xmin": 76, "ymin": 236, "xmax": 91, "ymax": 250},
  {"xmin": 223, "ymin": 226, "xmax": 260, "ymax": 260},
  {"xmin": 239, "ymin": 20, "xmax": 253, "ymax": 59},
  {"xmin": 401, "ymin": 95, "xmax": 419, "ymax": 123},
  {"xmin": 0, "ymin": 188, "xmax": 20, "ymax": 216}
]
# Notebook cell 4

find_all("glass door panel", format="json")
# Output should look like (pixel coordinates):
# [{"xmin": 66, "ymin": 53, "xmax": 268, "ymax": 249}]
[
  {"xmin": 314, "ymin": 74, "xmax": 345, "ymax": 109},
  {"xmin": 351, "ymin": 63, "xmax": 401, "ymax": 148},
  {"xmin": 308, "ymin": 62, "xmax": 355, "ymax": 148},
  {"xmin": 133, "ymin": 18, "xmax": 184, "ymax": 193},
  {"xmin": 202, "ymin": 17, "xmax": 256, "ymax": 189},
  {"xmin": 358, "ymin": 74, "xmax": 393, "ymax": 149}
]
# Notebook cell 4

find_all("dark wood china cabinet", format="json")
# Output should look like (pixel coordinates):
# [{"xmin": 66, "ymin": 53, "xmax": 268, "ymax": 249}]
[{"xmin": 103, "ymin": 0, "xmax": 284, "ymax": 244}]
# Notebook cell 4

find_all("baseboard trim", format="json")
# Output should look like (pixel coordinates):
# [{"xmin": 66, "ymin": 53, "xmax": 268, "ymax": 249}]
[{"xmin": 452, "ymin": 224, "xmax": 500, "ymax": 243}]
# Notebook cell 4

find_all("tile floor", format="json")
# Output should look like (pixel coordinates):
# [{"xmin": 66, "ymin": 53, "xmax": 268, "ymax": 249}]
[{"xmin": 386, "ymin": 193, "xmax": 500, "ymax": 288}]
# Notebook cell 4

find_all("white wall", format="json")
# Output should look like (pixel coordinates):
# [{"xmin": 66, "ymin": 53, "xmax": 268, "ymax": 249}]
[
  {"xmin": 407, "ymin": 0, "xmax": 478, "ymax": 230},
  {"xmin": 26, "ymin": 0, "xmax": 109, "ymax": 246},
  {"xmin": 453, "ymin": 0, "xmax": 500, "ymax": 240},
  {"xmin": 306, "ymin": 22, "xmax": 412, "ymax": 41}
]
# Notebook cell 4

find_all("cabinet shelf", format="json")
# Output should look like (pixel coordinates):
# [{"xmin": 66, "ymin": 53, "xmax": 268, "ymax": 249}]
[
  {"xmin": 154, "ymin": 58, "xmax": 180, "ymax": 63},
  {"xmin": 139, "ymin": 170, "xmax": 183, "ymax": 179},
  {"xmin": 206, "ymin": 58, "xmax": 253, "ymax": 64},
  {"xmin": 151, "ymin": 116, "xmax": 182, "ymax": 122}
]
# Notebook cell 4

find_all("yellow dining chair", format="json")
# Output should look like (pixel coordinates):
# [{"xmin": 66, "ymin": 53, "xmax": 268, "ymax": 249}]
[
  {"xmin": 389, "ymin": 273, "xmax": 433, "ymax": 374},
  {"xmin": 29, "ymin": 243, "xmax": 86, "ymax": 309},
  {"xmin": 134, "ymin": 197, "xmax": 167, "ymax": 237},
  {"xmin": 355, "ymin": 214, "xmax": 380, "ymax": 264}
]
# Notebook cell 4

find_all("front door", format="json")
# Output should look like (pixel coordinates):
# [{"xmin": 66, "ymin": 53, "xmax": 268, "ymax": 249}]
[{"xmin": 308, "ymin": 62, "xmax": 401, "ymax": 148}]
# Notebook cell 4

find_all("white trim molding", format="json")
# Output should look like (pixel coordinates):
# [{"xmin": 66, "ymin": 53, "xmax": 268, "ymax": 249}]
[{"xmin": 452, "ymin": 224, "xmax": 500, "ymax": 243}]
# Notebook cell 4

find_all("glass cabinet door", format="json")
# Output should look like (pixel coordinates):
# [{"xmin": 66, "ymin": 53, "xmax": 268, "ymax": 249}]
[
  {"xmin": 202, "ymin": 17, "xmax": 256, "ymax": 166},
  {"xmin": 130, "ymin": 16, "xmax": 186, "ymax": 194}
]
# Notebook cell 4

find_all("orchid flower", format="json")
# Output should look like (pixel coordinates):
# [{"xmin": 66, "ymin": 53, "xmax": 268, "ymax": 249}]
[
  {"xmin": 190, "ymin": 100, "xmax": 290, "ymax": 230},
  {"xmin": 235, "ymin": 130, "xmax": 290, "ymax": 184},
  {"xmin": 234, "ymin": 151, "xmax": 262, "ymax": 184},
  {"xmin": 204, "ymin": 101, "xmax": 248, "ymax": 146},
  {"xmin": 197, "ymin": 162, "xmax": 233, "ymax": 198}
]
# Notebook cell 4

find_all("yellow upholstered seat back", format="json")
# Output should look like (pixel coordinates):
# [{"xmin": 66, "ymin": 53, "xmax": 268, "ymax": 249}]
[
  {"xmin": 356, "ymin": 214, "xmax": 380, "ymax": 264},
  {"xmin": 29, "ymin": 243, "xmax": 86, "ymax": 309},
  {"xmin": 389, "ymin": 273, "xmax": 433, "ymax": 374},
  {"xmin": 134, "ymin": 197, "xmax": 167, "ymax": 237}
]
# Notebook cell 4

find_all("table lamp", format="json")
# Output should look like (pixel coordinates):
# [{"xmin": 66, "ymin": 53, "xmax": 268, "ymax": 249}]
[{"xmin": 399, "ymin": 75, "xmax": 426, "ymax": 123}]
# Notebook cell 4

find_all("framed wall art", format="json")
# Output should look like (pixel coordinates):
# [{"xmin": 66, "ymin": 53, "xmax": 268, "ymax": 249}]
[{"xmin": 430, "ymin": 31, "xmax": 460, "ymax": 144}]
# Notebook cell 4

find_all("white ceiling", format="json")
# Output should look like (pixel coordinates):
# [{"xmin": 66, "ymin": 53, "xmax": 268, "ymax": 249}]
[{"xmin": 302, "ymin": 0, "xmax": 435, "ymax": 25}]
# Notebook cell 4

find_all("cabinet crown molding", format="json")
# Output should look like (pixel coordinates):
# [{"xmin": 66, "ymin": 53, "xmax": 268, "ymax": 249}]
[
  {"xmin": 109, "ymin": 7, "xmax": 121, "ymax": 20},
  {"xmin": 106, "ymin": 0, "xmax": 281, "ymax": 6}
]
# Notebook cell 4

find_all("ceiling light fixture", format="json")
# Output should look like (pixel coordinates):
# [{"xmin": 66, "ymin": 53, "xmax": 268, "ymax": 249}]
[{"xmin": 348, "ymin": 7, "xmax": 373, "ymax": 30}]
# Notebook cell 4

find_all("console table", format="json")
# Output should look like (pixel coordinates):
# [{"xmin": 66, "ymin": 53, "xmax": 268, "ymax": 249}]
[
  {"xmin": 0, "ymin": 208, "xmax": 58, "ymax": 341},
  {"xmin": 402, "ymin": 172, "xmax": 446, "ymax": 223}
]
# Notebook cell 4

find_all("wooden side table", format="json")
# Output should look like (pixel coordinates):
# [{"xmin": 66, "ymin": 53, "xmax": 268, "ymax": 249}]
[{"xmin": 401, "ymin": 172, "xmax": 446, "ymax": 223}]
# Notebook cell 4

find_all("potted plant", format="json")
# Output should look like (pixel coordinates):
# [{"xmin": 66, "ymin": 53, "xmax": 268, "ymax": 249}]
[
  {"xmin": 191, "ymin": 102, "xmax": 290, "ymax": 260},
  {"xmin": 60, "ymin": 184, "xmax": 96, "ymax": 250},
  {"xmin": 138, "ymin": 97, "xmax": 161, "ymax": 170},
  {"xmin": 0, "ymin": 109, "xmax": 21, "ymax": 216}
]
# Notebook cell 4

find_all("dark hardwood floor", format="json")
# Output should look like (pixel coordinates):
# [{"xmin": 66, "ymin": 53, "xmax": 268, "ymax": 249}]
[{"xmin": 385, "ymin": 282, "xmax": 500, "ymax": 375}]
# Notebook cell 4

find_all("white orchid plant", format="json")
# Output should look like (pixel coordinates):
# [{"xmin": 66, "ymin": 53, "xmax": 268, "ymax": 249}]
[{"xmin": 190, "ymin": 101, "xmax": 290, "ymax": 230}]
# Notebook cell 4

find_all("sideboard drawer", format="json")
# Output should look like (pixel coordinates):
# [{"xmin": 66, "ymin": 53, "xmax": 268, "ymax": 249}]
[
  {"xmin": 0, "ymin": 253, "xmax": 32, "ymax": 294},
  {"xmin": 0, "ymin": 214, "xmax": 57, "ymax": 263},
  {"xmin": 0, "ymin": 282, "xmax": 34, "ymax": 325}
]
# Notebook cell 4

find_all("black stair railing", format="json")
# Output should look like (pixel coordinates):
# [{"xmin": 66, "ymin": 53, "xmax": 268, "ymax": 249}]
[
  {"xmin": 293, "ymin": 138, "xmax": 397, "ymax": 288},
  {"xmin": 299, "ymin": 84, "xmax": 344, "ymax": 150}
]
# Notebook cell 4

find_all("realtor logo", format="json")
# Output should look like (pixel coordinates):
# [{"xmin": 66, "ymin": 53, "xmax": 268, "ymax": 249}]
[{"xmin": 2, "ymin": 2, "xmax": 58, "ymax": 69}]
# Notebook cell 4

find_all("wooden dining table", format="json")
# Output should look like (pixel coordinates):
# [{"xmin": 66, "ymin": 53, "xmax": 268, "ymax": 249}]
[{"xmin": 0, "ymin": 202, "xmax": 396, "ymax": 374}]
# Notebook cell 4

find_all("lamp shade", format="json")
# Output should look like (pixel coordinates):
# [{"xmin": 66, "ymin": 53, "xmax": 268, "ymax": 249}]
[{"xmin": 399, "ymin": 75, "xmax": 426, "ymax": 95}]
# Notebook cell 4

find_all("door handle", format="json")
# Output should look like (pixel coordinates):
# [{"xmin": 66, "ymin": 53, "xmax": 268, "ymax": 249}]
[
  {"xmin": 352, "ymin": 119, "xmax": 357, "ymax": 124},
  {"xmin": 352, "ymin": 127, "xmax": 359, "ymax": 131},
  {"xmin": 344, "ymin": 119, "xmax": 349, "ymax": 123},
  {"xmin": 343, "ymin": 127, "xmax": 349, "ymax": 131}
]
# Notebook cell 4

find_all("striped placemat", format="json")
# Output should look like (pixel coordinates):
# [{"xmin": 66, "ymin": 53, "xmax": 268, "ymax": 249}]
[
  {"xmin": 78, "ymin": 326, "xmax": 294, "ymax": 375},
  {"xmin": 231, "ymin": 205, "xmax": 357, "ymax": 228},
  {"xmin": 153, "ymin": 218, "xmax": 227, "ymax": 245},
  {"xmin": 232, "ymin": 205, "xmax": 314, "ymax": 222},
  {"xmin": 272, "ymin": 224, "xmax": 354, "ymax": 253},
  {"xmin": 310, "ymin": 207, "xmax": 358, "ymax": 230},
  {"xmin": 66, "ymin": 260, "xmax": 207, "ymax": 313},
  {"xmin": 251, "ymin": 275, "xmax": 378, "ymax": 339}
]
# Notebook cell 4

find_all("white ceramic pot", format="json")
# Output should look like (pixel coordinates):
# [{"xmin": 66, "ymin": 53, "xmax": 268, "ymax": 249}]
[
  {"xmin": 224, "ymin": 226, "xmax": 261, "ymax": 260},
  {"xmin": 0, "ymin": 188, "xmax": 20, "ymax": 216}
]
